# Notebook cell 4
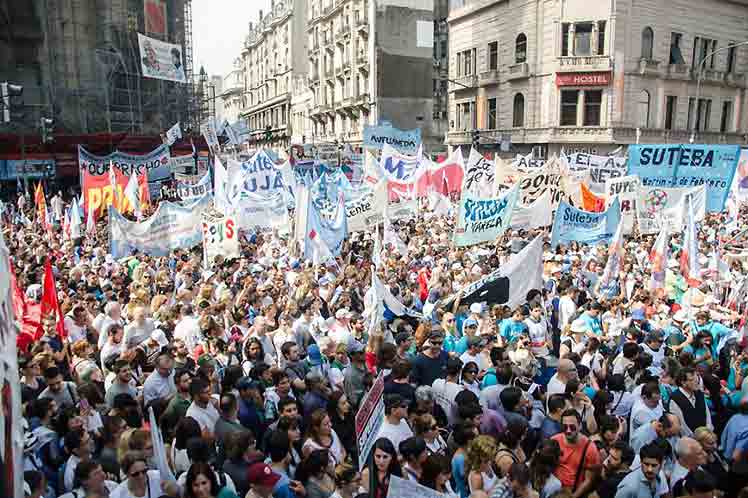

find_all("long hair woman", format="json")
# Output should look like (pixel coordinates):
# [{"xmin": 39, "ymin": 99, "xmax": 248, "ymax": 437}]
[
  {"xmin": 419, "ymin": 453, "xmax": 458, "ymax": 497},
  {"xmin": 360, "ymin": 438, "xmax": 402, "ymax": 498},
  {"xmin": 466, "ymin": 435, "xmax": 498, "ymax": 494},
  {"xmin": 302, "ymin": 408, "xmax": 346, "ymax": 466}
]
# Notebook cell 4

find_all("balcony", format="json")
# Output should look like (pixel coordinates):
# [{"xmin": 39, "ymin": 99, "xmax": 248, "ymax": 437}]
[
  {"xmin": 356, "ymin": 93, "xmax": 370, "ymax": 108},
  {"xmin": 478, "ymin": 69, "xmax": 500, "ymax": 86},
  {"xmin": 325, "ymin": 41, "xmax": 335, "ymax": 54},
  {"xmin": 506, "ymin": 63, "xmax": 530, "ymax": 81},
  {"xmin": 725, "ymin": 72, "xmax": 747, "ymax": 88},
  {"xmin": 665, "ymin": 63, "xmax": 691, "ymax": 80},
  {"xmin": 336, "ymin": 24, "xmax": 351, "ymax": 41},
  {"xmin": 449, "ymin": 74, "xmax": 477, "ymax": 91},
  {"xmin": 557, "ymin": 55, "xmax": 612, "ymax": 73},
  {"xmin": 700, "ymin": 68, "xmax": 725, "ymax": 83},
  {"xmin": 356, "ymin": 19, "xmax": 369, "ymax": 36},
  {"xmin": 637, "ymin": 59, "xmax": 660, "ymax": 76}
]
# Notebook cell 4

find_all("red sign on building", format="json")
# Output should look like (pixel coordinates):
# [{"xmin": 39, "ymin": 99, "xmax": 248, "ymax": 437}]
[{"xmin": 556, "ymin": 71, "xmax": 612, "ymax": 87}]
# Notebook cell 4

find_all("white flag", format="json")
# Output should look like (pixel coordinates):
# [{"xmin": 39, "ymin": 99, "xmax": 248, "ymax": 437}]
[
  {"xmin": 372, "ymin": 224, "xmax": 382, "ymax": 269},
  {"xmin": 70, "ymin": 197, "xmax": 82, "ymax": 239},
  {"xmin": 86, "ymin": 198, "xmax": 96, "ymax": 235},
  {"xmin": 214, "ymin": 156, "xmax": 228, "ymax": 210},
  {"xmin": 165, "ymin": 122, "xmax": 182, "ymax": 146},
  {"xmin": 124, "ymin": 174, "xmax": 141, "ymax": 219}
]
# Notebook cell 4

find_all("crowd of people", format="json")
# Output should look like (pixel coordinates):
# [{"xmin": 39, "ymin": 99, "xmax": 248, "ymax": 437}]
[{"xmin": 10, "ymin": 183, "xmax": 748, "ymax": 498}]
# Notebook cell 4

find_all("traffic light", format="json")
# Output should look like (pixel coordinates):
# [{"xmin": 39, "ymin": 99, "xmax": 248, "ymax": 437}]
[
  {"xmin": 472, "ymin": 129, "xmax": 480, "ymax": 148},
  {"xmin": 264, "ymin": 124, "xmax": 272, "ymax": 141},
  {"xmin": 1, "ymin": 82, "xmax": 23, "ymax": 123},
  {"xmin": 40, "ymin": 117, "xmax": 54, "ymax": 144}
]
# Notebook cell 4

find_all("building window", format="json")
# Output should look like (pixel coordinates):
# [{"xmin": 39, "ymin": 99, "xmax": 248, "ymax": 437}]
[
  {"xmin": 693, "ymin": 38, "xmax": 717, "ymax": 69},
  {"xmin": 665, "ymin": 96, "xmax": 677, "ymax": 130},
  {"xmin": 515, "ymin": 34, "xmax": 527, "ymax": 63},
  {"xmin": 560, "ymin": 90, "xmax": 578, "ymax": 126},
  {"xmin": 727, "ymin": 44, "xmax": 737, "ymax": 73},
  {"xmin": 513, "ymin": 94, "xmax": 525, "ymax": 127},
  {"xmin": 574, "ymin": 23, "xmax": 594, "ymax": 56},
  {"xmin": 641, "ymin": 27, "xmax": 654, "ymax": 60},
  {"xmin": 584, "ymin": 90, "xmax": 602, "ymax": 126},
  {"xmin": 721, "ymin": 101, "xmax": 733, "ymax": 132},
  {"xmin": 597, "ymin": 21, "xmax": 606, "ymax": 55},
  {"xmin": 688, "ymin": 97, "xmax": 712, "ymax": 131},
  {"xmin": 458, "ymin": 49, "xmax": 475, "ymax": 76},
  {"xmin": 638, "ymin": 90, "xmax": 650, "ymax": 128},
  {"xmin": 488, "ymin": 98, "xmax": 497, "ymax": 128},
  {"xmin": 488, "ymin": 42, "xmax": 498, "ymax": 70},
  {"xmin": 561, "ymin": 23, "xmax": 570, "ymax": 56},
  {"xmin": 670, "ymin": 32, "xmax": 684, "ymax": 64}
]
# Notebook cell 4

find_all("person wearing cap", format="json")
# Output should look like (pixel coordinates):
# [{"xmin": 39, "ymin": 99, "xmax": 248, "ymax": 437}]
[
  {"xmin": 246, "ymin": 462, "xmax": 282, "ymax": 498},
  {"xmin": 142, "ymin": 352, "xmax": 176, "ymax": 405},
  {"xmin": 411, "ymin": 331, "xmax": 449, "ymax": 388},
  {"xmin": 376, "ymin": 394, "xmax": 414, "ymax": 451},
  {"xmin": 343, "ymin": 340, "xmax": 367, "ymax": 408},
  {"xmin": 460, "ymin": 336, "xmax": 484, "ymax": 370},
  {"xmin": 395, "ymin": 331, "xmax": 415, "ymax": 362},
  {"xmin": 665, "ymin": 310, "xmax": 690, "ymax": 353}
]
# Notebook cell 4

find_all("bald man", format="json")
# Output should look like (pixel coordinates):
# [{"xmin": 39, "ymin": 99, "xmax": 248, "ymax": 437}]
[
  {"xmin": 547, "ymin": 358, "xmax": 578, "ymax": 402},
  {"xmin": 671, "ymin": 436, "xmax": 708, "ymax": 491}
]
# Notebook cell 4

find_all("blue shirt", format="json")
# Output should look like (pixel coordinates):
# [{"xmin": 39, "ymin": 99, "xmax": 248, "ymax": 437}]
[
  {"xmin": 499, "ymin": 319, "xmax": 528, "ymax": 344},
  {"xmin": 614, "ymin": 467, "xmax": 661, "ymax": 498},
  {"xmin": 452, "ymin": 452, "xmax": 468, "ymax": 498},
  {"xmin": 580, "ymin": 312, "xmax": 603, "ymax": 336}
]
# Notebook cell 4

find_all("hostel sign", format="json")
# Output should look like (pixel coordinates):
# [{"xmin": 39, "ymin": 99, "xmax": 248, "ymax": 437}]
[{"xmin": 556, "ymin": 71, "xmax": 612, "ymax": 87}]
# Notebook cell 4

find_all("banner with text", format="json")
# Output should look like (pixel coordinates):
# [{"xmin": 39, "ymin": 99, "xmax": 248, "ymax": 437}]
[
  {"xmin": 517, "ymin": 165, "xmax": 566, "ymax": 206},
  {"xmin": 463, "ymin": 148, "xmax": 496, "ymax": 197},
  {"xmin": 177, "ymin": 172, "xmax": 213, "ymax": 203},
  {"xmin": 637, "ymin": 185, "xmax": 707, "ymax": 235},
  {"xmin": 109, "ymin": 192, "xmax": 210, "ymax": 258},
  {"xmin": 563, "ymin": 152, "xmax": 627, "ymax": 194},
  {"xmin": 234, "ymin": 191, "xmax": 290, "ymax": 232},
  {"xmin": 550, "ymin": 198, "xmax": 621, "ymax": 248},
  {"xmin": 202, "ymin": 211, "xmax": 239, "ymax": 264},
  {"xmin": 627, "ymin": 144, "xmax": 740, "ymax": 212},
  {"xmin": 347, "ymin": 182, "xmax": 387, "ymax": 232},
  {"xmin": 605, "ymin": 175, "xmax": 640, "ymax": 234},
  {"xmin": 455, "ymin": 186, "xmax": 518, "ymax": 247},
  {"xmin": 363, "ymin": 125, "xmax": 421, "ymax": 155},
  {"xmin": 235, "ymin": 150, "xmax": 286, "ymax": 198}
]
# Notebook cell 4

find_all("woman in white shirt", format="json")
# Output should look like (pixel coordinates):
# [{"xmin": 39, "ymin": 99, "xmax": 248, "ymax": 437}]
[
  {"xmin": 111, "ymin": 451, "xmax": 169, "ymax": 498},
  {"xmin": 302, "ymin": 409, "xmax": 346, "ymax": 466}
]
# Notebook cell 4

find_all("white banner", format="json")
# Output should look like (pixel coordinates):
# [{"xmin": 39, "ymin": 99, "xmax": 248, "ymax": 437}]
[
  {"xmin": 563, "ymin": 152, "xmax": 627, "ymax": 193},
  {"xmin": 137, "ymin": 33, "xmax": 187, "ymax": 83},
  {"xmin": 637, "ymin": 185, "xmax": 707, "ymax": 235},
  {"xmin": 517, "ymin": 164, "xmax": 565, "ymax": 206},
  {"xmin": 605, "ymin": 175, "xmax": 640, "ymax": 234},
  {"xmin": 511, "ymin": 191, "xmax": 553, "ymax": 230},
  {"xmin": 177, "ymin": 172, "xmax": 213, "ymax": 203},
  {"xmin": 165, "ymin": 122, "xmax": 182, "ymax": 145},
  {"xmin": 202, "ymin": 211, "xmax": 240, "ymax": 264},
  {"xmin": 347, "ymin": 182, "xmax": 387, "ymax": 232},
  {"xmin": 387, "ymin": 476, "xmax": 446, "ymax": 498},
  {"xmin": 511, "ymin": 151, "xmax": 546, "ymax": 170},
  {"xmin": 463, "ymin": 148, "xmax": 495, "ymax": 197},
  {"xmin": 201, "ymin": 120, "xmax": 220, "ymax": 153},
  {"xmin": 234, "ymin": 191, "xmax": 290, "ymax": 233}
]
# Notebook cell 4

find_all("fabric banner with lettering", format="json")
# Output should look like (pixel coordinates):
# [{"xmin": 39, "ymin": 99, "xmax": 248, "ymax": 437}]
[
  {"xmin": 347, "ymin": 182, "xmax": 387, "ymax": 232},
  {"xmin": 511, "ymin": 191, "xmax": 553, "ymax": 230},
  {"xmin": 511, "ymin": 152, "xmax": 546, "ymax": 171},
  {"xmin": 176, "ymin": 172, "xmax": 213, "ymax": 203},
  {"xmin": 627, "ymin": 144, "xmax": 740, "ymax": 212},
  {"xmin": 605, "ymin": 175, "xmax": 640, "ymax": 234},
  {"xmin": 636, "ymin": 185, "xmax": 707, "ymax": 235},
  {"xmin": 109, "ymin": 192, "xmax": 210, "ymax": 258},
  {"xmin": 378, "ymin": 143, "xmax": 425, "ymax": 184},
  {"xmin": 234, "ymin": 191, "xmax": 290, "ymax": 232},
  {"xmin": 386, "ymin": 476, "xmax": 446, "ymax": 498},
  {"xmin": 79, "ymin": 145, "xmax": 170, "ymax": 213},
  {"xmin": 581, "ymin": 183, "xmax": 606, "ymax": 212},
  {"xmin": 201, "ymin": 119, "xmax": 220, "ymax": 153},
  {"xmin": 234, "ymin": 150, "xmax": 286, "ymax": 197},
  {"xmin": 362, "ymin": 125, "xmax": 421, "ymax": 155},
  {"xmin": 202, "ymin": 211, "xmax": 239, "ymax": 264},
  {"xmin": 463, "ymin": 148, "xmax": 495, "ymax": 197},
  {"xmin": 516, "ymin": 162, "xmax": 566, "ymax": 206},
  {"xmin": 735, "ymin": 148, "xmax": 748, "ymax": 202},
  {"xmin": 562, "ymin": 152, "xmax": 627, "ymax": 194},
  {"xmin": 454, "ymin": 185, "xmax": 519, "ymax": 247},
  {"xmin": 550, "ymin": 198, "xmax": 621, "ymax": 248}
]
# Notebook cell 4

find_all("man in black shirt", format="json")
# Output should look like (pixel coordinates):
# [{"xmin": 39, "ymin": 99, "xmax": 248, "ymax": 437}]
[
  {"xmin": 596, "ymin": 440, "xmax": 635, "ymax": 498},
  {"xmin": 410, "ymin": 331, "xmax": 449, "ymax": 387}
]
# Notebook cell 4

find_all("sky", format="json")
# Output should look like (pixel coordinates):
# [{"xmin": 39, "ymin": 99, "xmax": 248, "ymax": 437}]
[{"xmin": 192, "ymin": 0, "xmax": 272, "ymax": 79}]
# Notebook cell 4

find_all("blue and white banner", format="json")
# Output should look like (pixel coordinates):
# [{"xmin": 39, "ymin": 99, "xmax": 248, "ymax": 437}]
[
  {"xmin": 563, "ymin": 152, "xmax": 627, "ymax": 194},
  {"xmin": 234, "ymin": 150, "xmax": 286, "ymax": 196},
  {"xmin": 78, "ymin": 144, "xmax": 171, "ymax": 182},
  {"xmin": 176, "ymin": 172, "xmax": 213, "ymax": 203},
  {"xmin": 109, "ymin": 192, "xmax": 210, "ymax": 258},
  {"xmin": 454, "ymin": 186, "xmax": 519, "ymax": 247},
  {"xmin": 363, "ymin": 125, "xmax": 421, "ymax": 155},
  {"xmin": 379, "ymin": 144, "xmax": 424, "ymax": 183},
  {"xmin": 550, "ymin": 198, "xmax": 621, "ymax": 248},
  {"xmin": 347, "ymin": 181, "xmax": 387, "ymax": 232},
  {"xmin": 303, "ymin": 192, "xmax": 348, "ymax": 261},
  {"xmin": 627, "ymin": 144, "xmax": 740, "ymax": 212}
]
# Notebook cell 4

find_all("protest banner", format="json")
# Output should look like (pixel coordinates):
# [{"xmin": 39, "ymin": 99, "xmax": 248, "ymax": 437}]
[
  {"xmin": 164, "ymin": 122, "xmax": 182, "ymax": 145},
  {"xmin": 550, "ymin": 198, "xmax": 621, "ymax": 248},
  {"xmin": 202, "ymin": 211, "xmax": 239, "ymax": 264},
  {"xmin": 79, "ymin": 145, "xmax": 169, "ymax": 214},
  {"xmin": 234, "ymin": 191, "xmax": 291, "ymax": 233},
  {"xmin": 463, "ymin": 148, "xmax": 496, "ymax": 197},
  {"xmin": 176, "ymin": 172, "xmax": 213, "ymax": 203},
  {"xmin": 303, "ymin": 191, "xmax": 348, "ymax": 260},
  {"xmin": 235, "ymin": 150, "xmax": 286, "ymax": 196},
  {"xmin": 636, "ymin": 185, "xmax": 706, "ymax": 235},
  {"xmin": 387, "ymin": 476, "xmax": 446, "ymax": 498},
  {"xmin": 347, "ymin": 182, "xmax": 387, "ymax": 232},
  {"xmin": 627, "ymin": 144, "xmax": 740, "ymax": 212},
  {"xmin": 201, "ymin": 119, "xmax": 220, "ymax": 153},
  {"xmin": 137, "ymin": 33, "xmax": 187, "ymax": 83},
  {"xmin": 454, "ymin": 186, "xmax": 518, "ymax": 246},
  {"xmin": 564, "ymin": 152, "xmax": 627, "ymax": 193},
  {"xmin": 363, "ymin": 124, "xmax": 421, "ymax": 155},
  {"xmin": 511, "ymin": 151, "xmax": 545, "ymax": 170},
  {"xmin": 495, "ymin": 157, "xmax": 524, "ymax": 187},
  {"xmin": 356, "ymin": 372, "xmax": 385, "ymax": 469},
  {"xmin": 605, "ymin": 175, "xmax": 640, "ymax": 234},
  {"xmin": 511, "ymin": 191, "xmax": 553, "ymax": 230},
  {"xmin": 735, "ymin": 148, "xmax": 748, "ymax": 202},
  {"xmin": 379, "ymin": 143, "xmax": 424, "ymax": 183},
  {"xmin": 341, "ymin": 144, "xmax": 364, "ymax": 183},
  {"xmin": 109, "ymin": 192, "xmax": 210, "ymax": 258},
  {"xmin": 516, "ymin": 163, "xmax": 565, "ymax": 206}
]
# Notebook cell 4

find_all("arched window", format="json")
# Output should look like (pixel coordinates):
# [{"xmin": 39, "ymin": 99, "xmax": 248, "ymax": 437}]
[
  {"xmin": 515, "ymin": 33, "xmax": 527, "ymax": 63},
  {"xmin": 641, "ymin": 27, "xmax": 654, "ymax": 60},
  {"xmin": 513, "ymin": 93, "xmax": 525, "ymax": 127},
  {"xmin": 638, "ymin": 90, "xmax": 650, "ymax": 128}
]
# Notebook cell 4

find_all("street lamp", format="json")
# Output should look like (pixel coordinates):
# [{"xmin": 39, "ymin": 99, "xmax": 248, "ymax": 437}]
[{"xmin": 690, "ymin": 40, "xmax": 748, "ymax": 143}]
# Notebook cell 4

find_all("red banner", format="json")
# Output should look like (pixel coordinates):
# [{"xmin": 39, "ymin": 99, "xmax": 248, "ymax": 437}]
[{"xmin": 81, "ymin": 167, "xmax": 138, "ymax": 216}]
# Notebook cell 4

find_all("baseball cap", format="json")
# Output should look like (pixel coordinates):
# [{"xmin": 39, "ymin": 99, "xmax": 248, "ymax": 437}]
[
  {"xmin": 247, "ymin": 463, "xmax": 281, "ymax": 487},
  {"xmin": 464, "ymin": 318, "xmax": 479, "ymax": 328},
  {"xmin": 306, "ymin": 344, "xmax": 322, "ymax": 366}
]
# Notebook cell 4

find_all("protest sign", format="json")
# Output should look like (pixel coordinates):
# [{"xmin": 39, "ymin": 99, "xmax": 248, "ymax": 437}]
[
  {"xmin": 176, "ymin": 173, "xmax": 213, "ymax": 203},
  {"xmin": 137, "ymin": 33, "xmax": 187, "ymax": 83},
  {"xmin": 303, "ymin": 191, "xmax": 348, "ymax": 260},
  {"xmin": 627, "ymin": 144, "xmax": 740, "ymax": 212},
  {"xmin": 201, "ymin": 120, "xmax": 220, "ymax": 153},
  {"xmin": 234, "ymin": 191, "xmax": 290, "ymax": 233},
  {"xmin": 357, "ymin": 372, "xmax": 385, "ymax": 469},
  {"xmin": 235, "ymin": 150, "xmax": 285, "ymax": 196},
  {"xmin": 550, "ymin": 198, "xmax": 621, "ymax": 248},
  {"xmin": 511, "ymin": 191, "xmax": 553, "ymax": 230},
  {"xmin": 454, "ymin": 186, "xmax": 518, "ymax": 247},
  {"xmin": 636, "ymin": 185, "xmax": 707, "ymax": 235},
  {"xmin": 109, "ymin": 192, "xmax": 210, "ymax": 258},
  {"xmin": 379, "ymin": 144, "xmax": 424, "ymax": 183},
  {"xmin": 164, "ymin": 122, "xmax": 182, "ymax": 145},
  {"xmin": 202, "ymin": 211, "xmax": 239, "ymax": 264},
  {"xmin": 605, "ymin": 175, "xmax": 640, "ymax": 234},
  {"xmin": 363, "ymin": 125, "xmax": 421, "ymax": 155},
  {"xmin": 516, "ymin": 165, "xmax": 565, "ymax": 206},
  {"xmin": 463, "ymin": 148, "xmax": 495, "ymax": 197},
  {"xmin": 564, "ymin": 152, "xmax": 627, "ymax": 193},
  {"xmin": 511, "ymin": 151, "xmax": 545, "ymax": 170},
  {"xmin": 347, "ymin": 182, "xmax": 387, "ymax": 232},
  {"xmin": 735, "ymin": 148, "xmax": 748, "ymax": 202},
  {"xmin": 387, "ymin": 476, "xmax": 446, "ymax": 498}
]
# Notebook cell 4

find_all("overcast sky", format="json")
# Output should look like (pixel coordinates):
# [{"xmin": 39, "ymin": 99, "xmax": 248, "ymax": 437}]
[{"xmin": 192, "ymin": 0, "xmax": 272, "ymax": 78}]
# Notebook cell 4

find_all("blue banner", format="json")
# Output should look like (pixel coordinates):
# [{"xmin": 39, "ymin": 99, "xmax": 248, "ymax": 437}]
[
  {"xmin": 0, "ymin": 159, "xmax": 56, "ymax": 180},
  {"xmin": 550, "ymin": 198, "xmax": 621, "ymax": 248},
  {"xmin": 363, "ymin": 125, "xmax": 421, "ymax": 154},
  {"xmin": 303, "ymin": 192, "xmax": 348, "ymax": 260},
  {"xmin": 454, "ymin": 186, "xmax": 519, "ymax": 247},
  {"xmin": 236, "ymin": 150, "xmax": 285, "ymax": 195},
  {"xmin": 78, "ymin": 144, "xmax": 171, "ymax": 182},
  {"xmin": 627, "ymin": 144, "xmax": 740, "ymax": 212},
  {"xmin": 176, "ymin": 172, "xmax": 213, "ymax": 203}
]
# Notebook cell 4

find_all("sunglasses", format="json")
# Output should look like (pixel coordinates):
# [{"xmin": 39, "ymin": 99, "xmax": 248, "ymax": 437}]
[
  {"xmin": 465, "ymin": 370, "xmax": 478, "ymax": 374},
  {"xmin": 130, "ymin": 469, "xmax": 147, "ymax": 478},
  {"xmin": 431, "ymin": 341, "xmax": 443, "ymax": 346},
  {"xmin": 563, "ymin": 424, "xmax": 578, "ymax": 431}
]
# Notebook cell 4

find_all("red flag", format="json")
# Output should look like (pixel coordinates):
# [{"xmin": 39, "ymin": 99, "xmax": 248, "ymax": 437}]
[
  {"xmin": 9, "ymin": 260, "xmax": 26, "ymax": 321},
  {"xmin": 38, "ymin": 259, "xmax": 66, "ymax": 339}
]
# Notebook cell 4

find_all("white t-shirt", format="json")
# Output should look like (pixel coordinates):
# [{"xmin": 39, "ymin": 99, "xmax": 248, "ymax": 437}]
[
  {"xmin": 185, "ymin": 401, "xmax": 220, "ymax": 432},
  {"xmin": 558, "ymin": 296, "xmax": 577, "ymax": 330},
  {"xmin": 376, "ymin": 418, "xmax": 414, "ymax": 453},
  {"xmin": 432, "ymin": 378, "xmax": 464, "ymax": 426},
  {"xmin": 64, "ymin": 317, "xmax": 87, "ymax": 344},
  {"xmin": 111, "ymin": 470, "xmax": 163, "ymax": 498}
]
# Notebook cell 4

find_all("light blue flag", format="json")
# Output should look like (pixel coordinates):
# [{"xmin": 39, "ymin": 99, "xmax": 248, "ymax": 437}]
[
  {"xmin": 454, "ymin": 185, "xmax": 519, "ymax": 247},
  {"xmin": 304, "ymin": 190, "xmax": 348, "ymax": 261},
  {"xmin": 550, "ymin": 198, "xmax": 621, "ymax": 248}
]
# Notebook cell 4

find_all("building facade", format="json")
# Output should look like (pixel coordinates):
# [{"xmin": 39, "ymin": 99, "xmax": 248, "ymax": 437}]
[
  {"xmin": 221, "ymin": 60, "xmax": 245, "ymax": 125},
  {"xmin": 240, "ymin": 0, "xmax": 308, "ymax": 149},
  {"xmin": 446, "ymin": 0, "xmax": 748, "ymax": 156}
]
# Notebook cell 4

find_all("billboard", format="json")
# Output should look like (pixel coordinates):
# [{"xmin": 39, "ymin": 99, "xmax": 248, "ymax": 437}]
[{"xmin": 137, "ymin": 33, "xmax": 186, "ymax": 83}]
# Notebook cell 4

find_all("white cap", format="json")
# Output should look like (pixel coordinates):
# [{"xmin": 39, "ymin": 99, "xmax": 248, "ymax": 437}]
[
  {"xmin": 469, "ymin": 302, "xmax": 483, "ymax": 314},
  {"xmin": 150, "ymin": 329, "xmax": 168, "ymax": 347}
]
